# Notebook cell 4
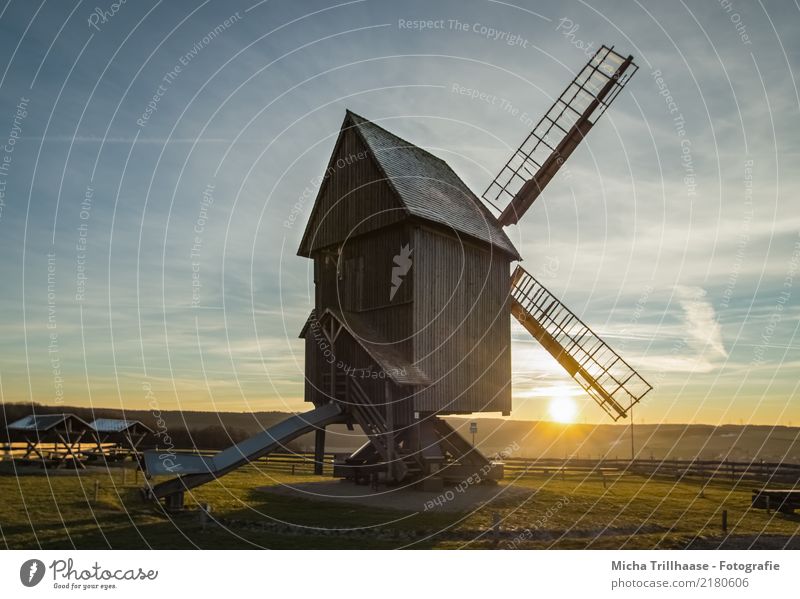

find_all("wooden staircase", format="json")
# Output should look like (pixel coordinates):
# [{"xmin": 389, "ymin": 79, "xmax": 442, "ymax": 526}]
[{"xmin": 322, "ymin": 374, "xmax": 421, "ymax": 480}]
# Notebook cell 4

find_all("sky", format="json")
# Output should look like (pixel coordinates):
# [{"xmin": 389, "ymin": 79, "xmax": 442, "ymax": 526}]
[{"xmin": 0, "ymin": 0, "xmax": 797, "ymax": 425}]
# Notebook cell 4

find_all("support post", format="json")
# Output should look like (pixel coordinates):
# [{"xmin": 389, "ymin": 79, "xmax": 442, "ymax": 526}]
[
  {"xmin": 630, "ymin": 405, "xmax": 635, "ymax": 461},
  {"xmin": 385, "ymin": 381, "xmax": 395, "ymax": 480},
  {"xmin": 165, "ymin": 491, "xmax": 185, "ymax": 511},
  {"xmin": 314, "ymin": 428, "xmax": 325, "ymax": 475}
]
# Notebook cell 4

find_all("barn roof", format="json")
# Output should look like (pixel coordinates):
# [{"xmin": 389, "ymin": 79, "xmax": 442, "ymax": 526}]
[
  {"xmin": 299, "ymin": 111, "xmax": 520, "ymax": 259},
  {"xmin": 7, "ymin": 413, "xmax": 92, "ymax": 432},
  {"xmin": 90, "ymin": 419, "xmax": 154, "ymax": 434}
]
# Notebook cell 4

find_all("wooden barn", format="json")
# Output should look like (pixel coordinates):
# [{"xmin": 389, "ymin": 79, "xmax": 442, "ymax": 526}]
[{"xmin": 298, "ymin": 111, "xmax": 520, "ymax": 483}]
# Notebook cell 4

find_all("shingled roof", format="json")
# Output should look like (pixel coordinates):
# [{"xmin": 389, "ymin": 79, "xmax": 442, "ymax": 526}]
[
  {"xmin": 347, "ymin": 111, "xmax": 519, "ymax": 258},
  {"xmin": 301, "ymin": 307, "xmax": 430, "ymax": 386},
  {"xmin": 300, "ymin": 111, "xmax": 519, "ymax": 259},
  {"xmin": 7, "ymin": 413, "xmax": 92, "ymax": 432}
]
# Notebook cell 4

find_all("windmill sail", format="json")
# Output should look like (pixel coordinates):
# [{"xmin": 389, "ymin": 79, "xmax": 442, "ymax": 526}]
[
  {"xmin": 483, "ymin": 45, "xmax": 638, "ymax": 226},
  {"xmin": 510, "ymin": 266, "xmax": 651, "ymax": 420}
]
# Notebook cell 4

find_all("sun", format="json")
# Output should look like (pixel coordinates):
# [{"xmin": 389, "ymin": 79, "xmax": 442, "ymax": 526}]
[{"xmin": 549, "ymin": 395, "xmax": 577, "ymax": 423}]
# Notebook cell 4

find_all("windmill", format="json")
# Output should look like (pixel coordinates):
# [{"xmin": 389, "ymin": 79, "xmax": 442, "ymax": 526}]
[{"xmin": 144, "ymin": 45, "xmax": 652, "ymax": 508}]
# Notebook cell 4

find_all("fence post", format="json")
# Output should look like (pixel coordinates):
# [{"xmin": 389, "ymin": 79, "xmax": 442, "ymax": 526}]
[
  {"xmin": 721, "ymin": 509, "xmax": 728, "ymax": 532},
  {"xmin": 492, "ymin": 512, "xmax": 502, "ymax": 539},
  {"xmin": 93, "ymin": 480, "xmax": 100, "ymax": 503},
  {"xmin": 199, "ymin": 503, "xmax": 213, "ymax": 531}
]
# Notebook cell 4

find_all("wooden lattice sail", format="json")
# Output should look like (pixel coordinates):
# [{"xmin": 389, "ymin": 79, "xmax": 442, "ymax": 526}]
[
  {"xmin": 482, "ymin": 45, "xmax": 638, "ymax": 226},
  {"xmin": 510, "ymin": 265, "xmax": 652, "ymax": 420}
]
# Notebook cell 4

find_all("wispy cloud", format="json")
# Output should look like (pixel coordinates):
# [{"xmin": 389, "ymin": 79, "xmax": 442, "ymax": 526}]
[{"xmin": 675, "ymin": 285, "xmax": 728, "ymax": 360}]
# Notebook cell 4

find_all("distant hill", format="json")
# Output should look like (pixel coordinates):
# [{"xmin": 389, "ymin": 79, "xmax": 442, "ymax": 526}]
[
  {"xmin": 2, "ymin": 403, "xmax": 799, "ymax": 462},
  {"xmin": 445, "ymin": 417, "xmax": 800, "ymax": 463}
]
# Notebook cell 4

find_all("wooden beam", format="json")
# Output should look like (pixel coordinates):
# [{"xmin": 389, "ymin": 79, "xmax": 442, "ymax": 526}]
[
  {"xmin": 384, "ymin": 381, "xmax": 396, "ymax": 480},
  {"xmin": 314, "ymin": 428, "xmax": 326, "ymax": 475}
]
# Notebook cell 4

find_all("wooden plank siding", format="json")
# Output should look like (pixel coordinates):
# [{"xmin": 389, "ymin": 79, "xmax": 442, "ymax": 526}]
[
  {"xmin": 411, "ymin": 225, "xmax": 512, "ymax": 415},
  {"xmin": 304, "ymin": 224, "xmax": 415, "ymax": 418},
  {"xmin": 314, "ymin": 224, "xmax": 413, "ymax": 349},
  {"xmin": 298, "ymin": 125, "xmax": 406, "ymax": 257}
]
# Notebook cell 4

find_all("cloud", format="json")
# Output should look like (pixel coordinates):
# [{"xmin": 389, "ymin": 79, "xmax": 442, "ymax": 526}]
[
  {"xmin": 635, "ymin": 354, "xmax": 718, "ymax": 375},
  {"xmin": 675, "ymin": 285, "xmax": 728, "ymax": 359},
  {"xmin": 21, "ymin": 136, "xmax": 263, "ymax": 144}
]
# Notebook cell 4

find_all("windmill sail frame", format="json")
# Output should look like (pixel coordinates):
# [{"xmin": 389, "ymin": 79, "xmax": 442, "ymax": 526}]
[
  {"xmin": 510, "ymin": 265, "xmax": 652, "ymax": 420},
  {"xmin": 483, "ymin": 45, "xmax": 638, "ymax": 226}
]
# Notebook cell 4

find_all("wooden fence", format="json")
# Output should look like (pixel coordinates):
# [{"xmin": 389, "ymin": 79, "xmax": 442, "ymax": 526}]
[
  {"xmin": 240, "ymin": 453, "xmax": 800, "ymax": 486},
  {"xmin": 6, "ymin": 445, "xmax": 799, "ymax": 486},
  {"xmin": 500, "ymin": 457, "xmax": 800, "ymax": 485}
]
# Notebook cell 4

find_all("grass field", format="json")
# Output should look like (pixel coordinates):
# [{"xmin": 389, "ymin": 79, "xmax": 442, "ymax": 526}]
[{"xmin": 1, "ymin": 463, "xmax": 798, "ymax": 549}]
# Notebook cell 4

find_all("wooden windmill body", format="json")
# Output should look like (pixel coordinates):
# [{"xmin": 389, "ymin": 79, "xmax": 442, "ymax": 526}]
[
  {"xmin": 145, "ymin": 45, "xmax": 652, "ymax": 506},
  {"xmin": 298, "ymin": 110, "xmax": 519, "ymax": 483},
  {"xmin": 297, "ymin": 46, "xmax": 651, "ymax": 486}
]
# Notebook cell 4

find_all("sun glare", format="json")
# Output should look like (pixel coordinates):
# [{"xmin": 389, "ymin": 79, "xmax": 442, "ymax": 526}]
[{"xmin": 549, "ymin": 396, "xmax": 577, "ymax": 423}]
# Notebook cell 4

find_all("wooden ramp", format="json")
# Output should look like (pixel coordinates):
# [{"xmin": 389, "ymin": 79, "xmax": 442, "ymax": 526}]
[{"xmin": 143, "ymin": 403, "xmax": 347, "ymax": 508}]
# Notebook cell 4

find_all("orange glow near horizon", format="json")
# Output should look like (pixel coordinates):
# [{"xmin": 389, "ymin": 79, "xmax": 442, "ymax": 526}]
[{"xmin": 548, "ymin": 394, "xmax": 578, "ymax": 424}]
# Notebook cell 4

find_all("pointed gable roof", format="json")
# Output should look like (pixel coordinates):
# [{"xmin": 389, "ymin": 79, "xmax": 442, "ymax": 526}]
[
  {"xmin": 7, "ymin": 413, "xmax": 92, "ymax": 432},
  {"xmin": 298, "ymin": 111, "xmax": 520, "ymax": 259}
]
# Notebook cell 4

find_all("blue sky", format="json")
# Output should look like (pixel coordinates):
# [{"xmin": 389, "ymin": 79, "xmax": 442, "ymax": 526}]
[{"xmin": 0, "ymin": 0, "xmax": 797, "ymax": 424}]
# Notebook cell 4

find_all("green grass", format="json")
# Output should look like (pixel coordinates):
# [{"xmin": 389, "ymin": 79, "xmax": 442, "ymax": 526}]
[{"xmin": 0, "ymin": 464, "xmax": 797, "ymax": 549}]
